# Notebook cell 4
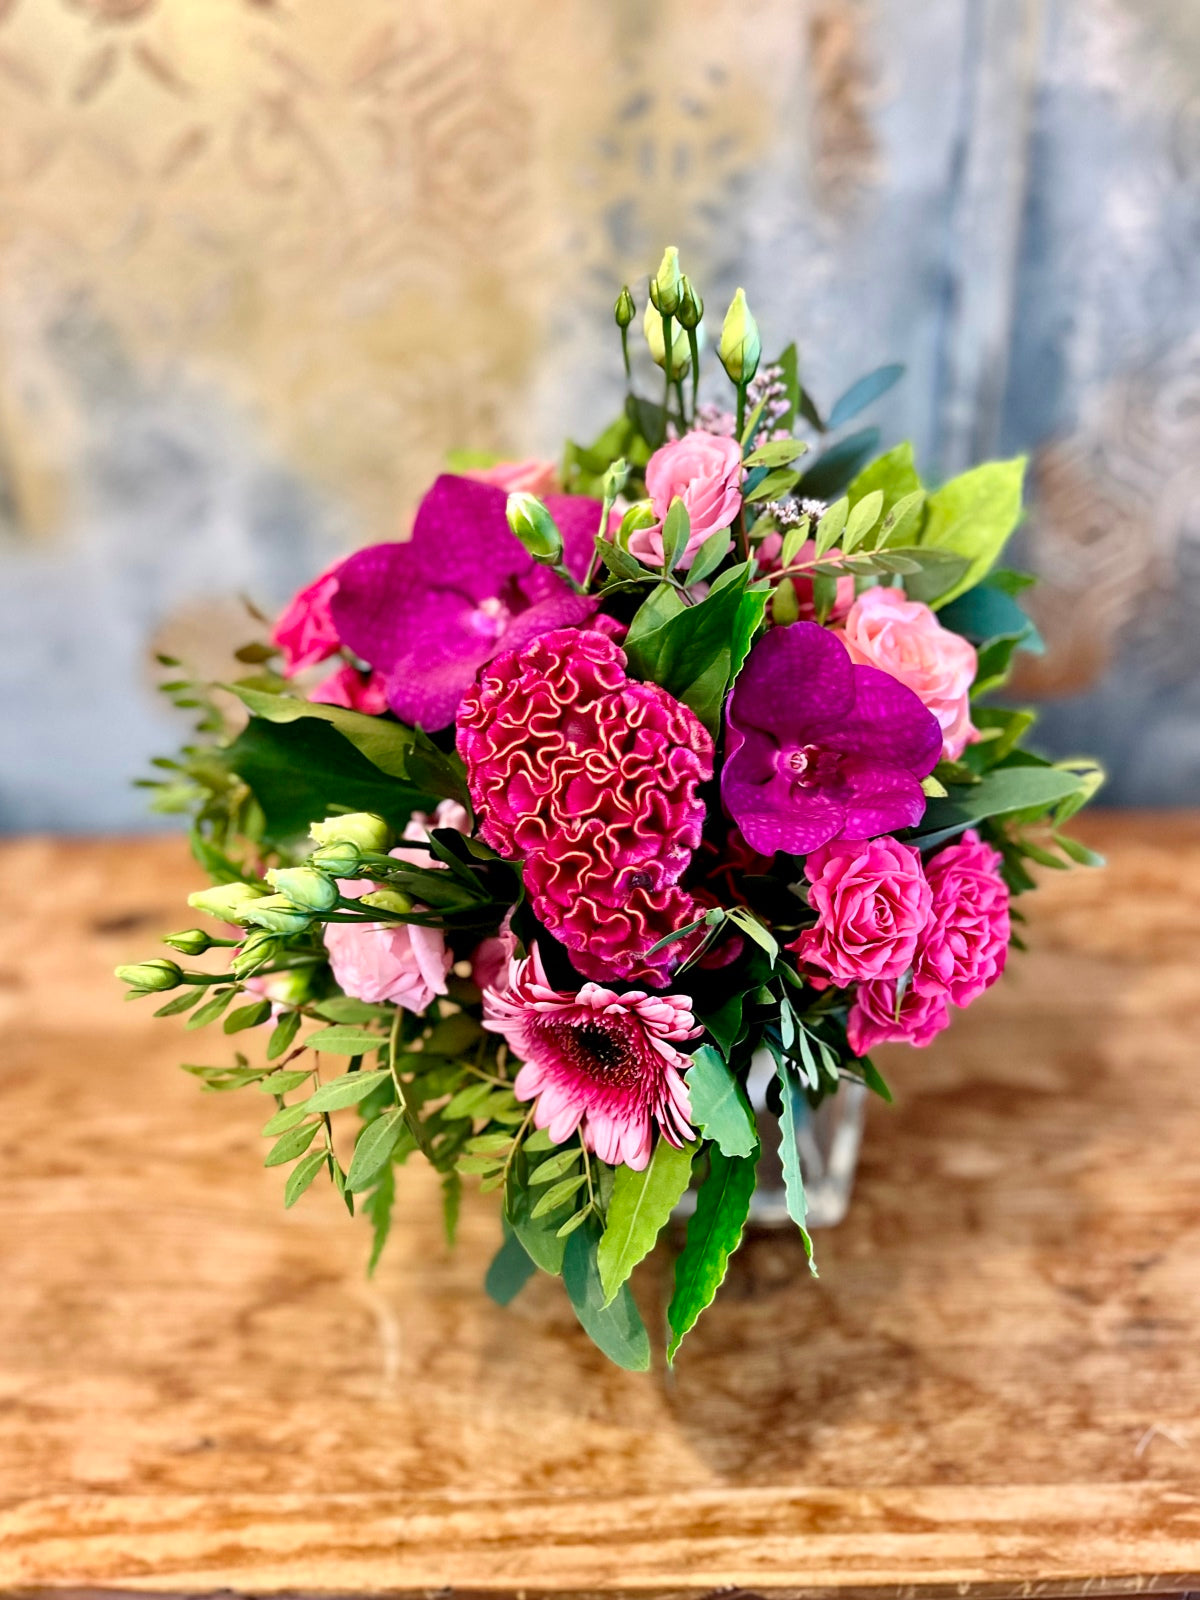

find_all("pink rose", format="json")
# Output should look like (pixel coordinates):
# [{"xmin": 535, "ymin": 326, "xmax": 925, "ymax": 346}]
[
  {"xmin": 847, "ymin": 976, "xmax": 950, "ymax": 1054},
  {"xmin": 310, "ymin": 663, "xmax": 390, "ymax": 715},
  {"xmin": 789, "ymin": 837, "xmax": 932, "ymax": 986},
  {"xmin": 471, "ymin": 909, "xmax": 518, "ymax": 995},
  {"xmin": 468, "ymin": 458, "xmax": 559, "ymax": 497},
  {"xmin": 272, "ymin": 563, "xmax": 345, "ymax": 675},
  {"xmin": 914, "ymin": 829, "xmax": 1009, "ymax": 1006},
  {"xmin": 389, "ymin": 800, "xmax": 473, "ymax": 867},
  {"xmin": 323, "ymin": 875, "xmax": 451, "ymax": 1011},
  {"xmin": 840, "ymin": 587, "xmax": 978, "ymax": 761},
  {"xmin": 627, "ymin": 431, "xmax": 743, "ymax": 570}
]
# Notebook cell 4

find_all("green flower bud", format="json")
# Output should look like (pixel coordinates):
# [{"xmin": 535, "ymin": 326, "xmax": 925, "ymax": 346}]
[
  {"xmin": 647, "ymin": 246, "xmax": 683, "ymax": 316},
  {"xmin": 506, "ymin": 492, "xmax": 563, "ymax": 565},
  {"xmin": 240, "ymin": 894, "xmax": 315, "ymax": 935},
  {"xmin": 311, "ymin": 840, "xmax": 362, "ymax": 876},
  {"xmin": 616, "ymin": 500, "xmax": 656, "ymax": 549},
  {"xmin": 359, "ymin": 886, "xmax": 414, "ymax": 916},
  {"xmin": 718, "ymin": 287, "xmax": 761, "ymax": 387},
  {"xmin": 115, "ymin": 958, "xmax": 184, "ymax": 993},
  {"xmin": 309, "ymin": 813, "xmax": 392, "ymax": 854},
  {"xmin": 230, "ymin": 930, "xmax": 281, "ymax": 979},
  {"xmin": 614, "ymin": 285, "xmax": 636, "ymax": 329},
  {"xmin": 643, "ymin": 301, "xmax": 690, "ymax": 377},
  {"xmin": 676, "ymin": 275, "xmax": 704, "ymax": 331},
  {"xmin": 266, "ymin": 866, "xmax": 339, "ymax": 912},
  {"xmin": 163, "ymin": 928, "xmax": 215, "ymax": 956},
  {"xmin": 601, "ymin": 457, "xmax": 629, "ymax": 501},
  {"xmin": 187, "ymin": 881, "xmax": 269, "ymax": 924},
  {"xmin": 772, "ymin": 576, "xmax": 801, "ymax": 625}
]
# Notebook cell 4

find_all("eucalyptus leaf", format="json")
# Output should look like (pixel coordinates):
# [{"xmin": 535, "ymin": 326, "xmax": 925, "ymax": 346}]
[{"xmin": 597, "ymin": 1138, "xmax": 695, "ymax": 1303}]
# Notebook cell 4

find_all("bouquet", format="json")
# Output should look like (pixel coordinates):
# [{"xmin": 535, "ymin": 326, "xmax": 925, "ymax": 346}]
[{"xmin": 118, "ymin": 248, "xmax": 1102, "ymax": 1369}]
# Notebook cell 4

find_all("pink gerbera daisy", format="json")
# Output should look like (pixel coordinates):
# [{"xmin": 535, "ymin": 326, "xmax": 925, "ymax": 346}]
[{"xmin": 482, "ymin": 946, "xmax": 699, "ymax": 1170}]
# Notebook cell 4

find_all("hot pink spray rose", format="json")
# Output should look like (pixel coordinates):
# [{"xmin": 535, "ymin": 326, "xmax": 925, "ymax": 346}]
[
  {"xmin": 323, "ymin": 871, "xmax": 451, "ymax": 1011},
  {"xmin": 840, "ymin": 586, "xmax": 978, "ymax": 761},
  {"xmin": 483, "ymin": 945, "xmax": 697, "ymax": 1170},
  {"xmin": 627, "ymin": 431, "xmax": 743, "ymax": 570},
  {"xmin": 914, "ymin": 829, "xmax": 1010, "ymax": 1006},
  {"xmin": 309, "ymin": 662, "xmax": 390, "ymax": 715},
  {"xmin": 847, "ymin": 976, "xmax": 950, "ymax": 1055},
  {"xmin": 272, "ymin": 563, "xmax": 345, "ymax": 676},
  {"xmin": 467, "ymin": 458, "xmax": 559, "ymax": 497},
  {"xmin": 789, "ymin": 837, "xmax": 932, "ymax": 987}
]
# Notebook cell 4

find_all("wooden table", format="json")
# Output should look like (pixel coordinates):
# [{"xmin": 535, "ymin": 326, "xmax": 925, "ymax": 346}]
[{"xmin": 1, "ymin": 816, "xmax": 1199, "ymax": 1596}]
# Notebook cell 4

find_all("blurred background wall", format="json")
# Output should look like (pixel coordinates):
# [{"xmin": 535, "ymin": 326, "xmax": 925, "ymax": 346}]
[{"xmin": 0, "ymin": 0, "xmax": 1197, "ymax": 830}]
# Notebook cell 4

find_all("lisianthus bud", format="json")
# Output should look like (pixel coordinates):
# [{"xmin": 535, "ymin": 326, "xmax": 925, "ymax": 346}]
[
  {"xmin": 240, "ymin": 894, "xmax": 315, "ymax": 935},
  {"xmin": 359, "ymin": 886, "xmax": 414, "ymax": 916},
  {"xmin": 647, "ymin": 246, "xmax": 683, "ymax": 316},
  {"xmin": 311, "ymin": 840, "xmax": 362, "ymax": 876},
  {"xmin": 309, "ymin": 813, "xmax": 391, "ymax": 853},
  {"xmin": 677, "ymin": 275, "xmax": 704, "ymax": 331},
  {"xmin": 163, "ymin": 928, "xmax": 215, "ymax": 956},
  {"xmin": 643, "ymin": 301, "xmax": 691, "ymax": 377},
  {"xmin": 188, "ymin": 881, "xmax": 269, "ymax": 923},
  {"xmin": 614, "ymin": 285, "xmax": 636, "ymax": 329},
  {"xmin": 506, "ymin": 492, "xmax": 563, "ymax": 565},
  {"xmin": 602, "ymin": 457, "xmax": 629, "ymax": 501},
  {"xmin": 115, "ymin": 959, "xmax": 183, "ymax": 993},
  {"xmin": 231, "ymin": 930, "xmax": 281, "ymax": 979},
  {"xmin": 718, "ymin": 287, "xmax": 761, "ymax": 386},
  {"xmin": 266, "ymin": 866, "xmax": 339, "ymax": 912}
]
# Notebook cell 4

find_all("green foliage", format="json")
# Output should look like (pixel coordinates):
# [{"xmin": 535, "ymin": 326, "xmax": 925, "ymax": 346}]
[
  {"xmin": 797, "ymin": 427, "xmax": 881, "ymax": 500},
  {"xmin": 563, "ymin": 1225, "xmax": 651, "ymax": 1372},
  {"xmin": 918, "ymin": 457, "xmax": 1027, "ymax": 606},
  {"xmin": 686, "ymin": 1046, "xmax": 757, "ymax": 1158},
  {"xmin": 363, "ymin": 1163, "xmax": 395, "ymax": 1276},
  {"xmin": 938, "ymin": 579, "xmax": 1044, "ymax": 656},
  {"xmin": 846, "ymin": 440, "xmax": 921, "ymax": 513},
  {"xmin": 597, "ymin": 1138, "xmax": 695, "ymax": 1304},
  {"xmin": 913, "ymin": 764, "xmax": 1093, "ymax": 849},
  {"xmin": 666, "ymin": 1145, "xmax": 759, "ymax": 1362},
  {"xmin": 826, "ymin": 363, "xmax": 904, "ymax": 429},
  {"xmin": 776, "ymin": 1064, "xmax": 817, "ymax": 1272},
  {"xmin": 347, "ymin": 1108, "xmax": 407, "ymax": 1191},
  {"xmin": 485, "ymin": 1228, "xmax": 537, "ymax": 1306},
  {"xmin": 284, "ymin": 1148, "xmax": 330, "ymax": 1208}
]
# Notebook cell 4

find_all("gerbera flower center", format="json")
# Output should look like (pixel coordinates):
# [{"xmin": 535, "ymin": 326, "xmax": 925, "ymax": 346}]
[{"xmin": 538, "ymin": 1014, "xmax": 642, "ymax": 1089}]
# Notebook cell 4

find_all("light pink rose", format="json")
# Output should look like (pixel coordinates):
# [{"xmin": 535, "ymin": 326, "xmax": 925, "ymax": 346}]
[
  {"xmin": 309, "ymin": 663, "xmax": 389, "ymax": 715},
  {"xmin": 272, "ymin": 563, "xmax": 345, "ymax": 675},
  {"xmin": 323, "ymin": 874, "xmax": 451, "ymax": 1011},
  {"xmin": 468, "ymin": 458, "xmax": 559, "ymax": 497},
  {"xmin": 847, "ymin": 977, "xmax": 950, "ymax": 1054},
  {"xmin": 789, "ymin": 837, "xmax": 932, "ymax": 987},
  {"xmin": 627, "ymin": 431, "xmax": 743, "ymax": 570},
  {"xmin": 839, "ymin": 586, "xmax": 978, "ymax": 761},
  {"xmin": 389, "ymin": 801, "xmax": 472, "ymax": 867},
  {"xmin": 914, "ymin": 829, "xmax": 1010, "ymax": 1007}
]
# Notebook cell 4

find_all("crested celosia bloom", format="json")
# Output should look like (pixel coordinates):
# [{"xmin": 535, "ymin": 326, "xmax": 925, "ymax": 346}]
[
  {"xmin": 482, "ymin": 946, "xmax": 698, "ymax": 1169},
  {"xmin": 329, "ymin": 475, "xmax": 602, "ymax": 731},
  {"xmin": 722, "ymin": 621, "xmax": 942, "ymax": 856},
  {"xmin": 789, "ymin": 836, "xmax": 932, "ymax": 987},
  {"xmin": 847, "ymin": 975, "xmax": 950, "ymax": 1054},
  {"xmin": 457, "ymin": 628, "xmax": 713, "ymax": 986},
  {"xmin": 627, "ymin": 431, "xmax": 743, "ymax": 569},
  {"xmin": 914, "ymin": 829, "xmax": 1010, "ymax": 1005},
  {"xmin": 840, "ymin": 586, "xmax": 978, "ymax": 761}
]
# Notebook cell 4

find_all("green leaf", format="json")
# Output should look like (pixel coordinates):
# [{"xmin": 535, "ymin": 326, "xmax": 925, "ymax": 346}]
[
  {"xmin": 841, "ymin": 489, "xmax": 883, "ymax": 553},
  {"xmin": 306, "ymin": 1068, "xmax": 391, "ymax": 1112},
  {"xmin": 900, "ymin": 549, "xmax": 974, "ymax": 607},
  {"xmin": 918, "ymin": 456, "xmax": 1027, "ymax": 606},
  {"xmin": 776, "ymin": 1064, "xmax": 817, "ymax": 1271},
  {"xmin": 283, "ymin": 1147, "xmax": 329, "ymax": 1207},
  {"xmin": 827, "ymin": 363, "xmax": 904, "ymax": 429},
  {"xmin": 563, "ymin": 1225, "xmax": 651, "ymax": 1372},
  {"xmin": 346, "ymin": 1108, "xmax": 406, "ymax": 1191},
  {"xmin": 597, "ymin": 1138, "xmax": 695, "ymax": 1303},
  {"xmin": 745, "ymin": 467, "xmax": 801, "ymax": 504},
  {"xmin": 666, "ymin": 1145, "xmax": 759, "ymax": 1362},
  {"xmin": 847, "ymin": 440, "xmax": 921, "ymax": 514},
  {"xmin": 442, "ymin": 1170, "xmax": 462, "ymax": 1246},
  {"xmin": 529, "ymin": 1147, "xmax": 583, "ymax": 1185},
  {"xmin": 266, "ymin": 1008, "xmax": 302, "ymax": 1060},
  {"xmin": 305, "ymin": 1026, "xmax": 385, "ymax": 1055},
  {"xmin": 743, "ymin": 438, "xmax": 808, "ymax": 468},
  {"xmin": 813, "ymin": 497, "xmax": 848, "ymax": 558},
  {"xmin": 876, "ymin": 488, "xmax": 927, "ymax": 549},
  {"xmin": 912, "ymin": 765, "xmax": 1088, "ymax": 848},
  {"xmin": 261, "ymin": 1101, "xmax": 310, "ymax": 1136},
  {"xmin": 594, "ymin": 535, "xmax": 644, "ymax": 583},
  {"xmin": 258, "ymin": 1068, "xmax": 313, "ymax": 1094},
  {"xmin": 685, "ymin": 528, "xmax": 733, "ymax": 588},
  {"xmin": 311, "ymin": 996, "xmax": 392, "ymax": 1024},
  {"xmin": 184, "ymin": 988, "xmax": 236, "ymax": 1030},
  {"xmin": 264, "ymin": 1119, "xmax": 320, "ymax": 1168},
  {"xmin": 686, "ymin": 1046, "xmax": 757, "ymax": 1158},
  {"xmin": 727, "ymin": 906, "xmax": 779, "ymax": 963},
  {"xmin": 364, "ymin": 1163, "xmax": 395, "ymax": 1275},
  {"xmin": 938, "ymin": 580, "xmax": 1044, "ymax": 654},
  {"xmin": 1054, "ymin": 833, "xmax": 1105, "ymax": 868},
  {"xmin": 661, "ymin": 497, "xmax": 691, "ymax": 571},
  {"xmin": 774, "ymin": 342, "xmax": 801, "ymax": 430},
  {"xmin": 624, "ymin": 581, "xmax": 685, "ymax": 659},
  {"xmin": 701, "ymin": 992, "xmax": 745, "ymax": 1057},
  {"xmin": 443, "ymin": 1081, "xmax": 496, "ymax": 1120},
  {"xmin": 224, "ymin": 999, "xmax": 273, "ymax": 1034},
  {"xmin": 153, "ymin": 988, "xmax": 204, "ymax": 1017},
  {"xmin": 485, "ymin": 1228, "xmax": 537, "ymax": 1306},
  {"xmin": 531, "ymin": 1173, "xmax": 588, "ymax": 1218},
  {"xmin": 506, "ymin": 1169, "xmax": 566, "ymax": 1274},
  {"xmin": 798, "ymin": 427, "xmax": 881, "ymax": 501}
]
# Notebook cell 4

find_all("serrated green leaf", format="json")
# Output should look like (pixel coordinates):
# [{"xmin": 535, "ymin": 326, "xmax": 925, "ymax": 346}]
[
  {"xmin": 306, "ymin": 1068, "xmax": 391, "ymax": 1113},
  {"xmin": 686, "ymin": 1046, "xmax": 757, "ymax": 1158},
  {"xmin": 563, "ymin": 1225, "xmax": 651, "ymax": 1372},
  {"xmin": 666, "ymin": 1145, "xmax": 759, "ymax": 1362},
  {"xmin": 346, "ymin": 1108, "xmax": 406, "ymax": 1191},
  {"xmin": 775, "ymin": 1064, "xmax": 816, "ymax": 1271},
  {"xmin": 596, "ymin": 1138, "xmax": 695, "ymax": 1303},
  {"xmin": 305, "ymin": 1025, "xmax": 385, "ymax": 1055},
  {"xmin": 264, "ymin": 1119, "xmax": 320, "ymax": 1168}
]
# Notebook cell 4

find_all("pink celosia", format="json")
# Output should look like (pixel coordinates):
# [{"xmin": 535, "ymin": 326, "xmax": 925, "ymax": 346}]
[
  {"xmin": 483, "ymin": 945, "xmax": 697, "ymax": 1169},
  {"xmin": 840, "ymin": 586, "xmax": 978, "ymax": 761},
  {"xmin": 626, "ymin": 431, "xmax": 743, "ymax": 570},
  {"xmin": 789, "ymin": 836, "xmax": 932, "ymax": 987},
  {"xmin": 846, "ymin": 976, "xmax": 950, "ymax": 1054},
  {"xmin": 309, "ymin": 663, "xmax": 390, "ymax": 715},
  {"xmin": 914, "ymin": 829, "xmax": 1010, "ymax": 1006},
  {"xmin": 456, "ymin": 628, "xmax": 713, "ymax": 986},
  {"xmin": 323, "ymin": 875, "xmax": 451, "ymax": 1011},
  {"xmin": 272, "ymin": 563, "xmax": 344, "ymax": 675}
]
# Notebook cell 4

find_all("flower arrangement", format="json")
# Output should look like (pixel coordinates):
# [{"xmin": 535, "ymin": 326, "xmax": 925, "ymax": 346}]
[{"xmin": 119, "ymin": 249, "xmax": 1102, "ymax": 1369}]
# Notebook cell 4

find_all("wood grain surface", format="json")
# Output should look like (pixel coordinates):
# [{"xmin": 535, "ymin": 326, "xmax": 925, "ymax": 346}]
[{"xmin": 1, "ymin": 817, "xmax": 1198, "ymax": 1595}]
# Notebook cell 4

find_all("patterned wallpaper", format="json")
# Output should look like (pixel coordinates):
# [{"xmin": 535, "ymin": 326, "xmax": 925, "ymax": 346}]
[{"xmin": 0, "ymin": 0, "xmax": 1196, "ymax": 826}]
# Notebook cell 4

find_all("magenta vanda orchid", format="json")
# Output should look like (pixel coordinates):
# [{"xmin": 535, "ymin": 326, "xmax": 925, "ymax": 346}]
[{"xmin": 121, "ymin": 245, "xmax": 1102, "ymax": 1369}]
